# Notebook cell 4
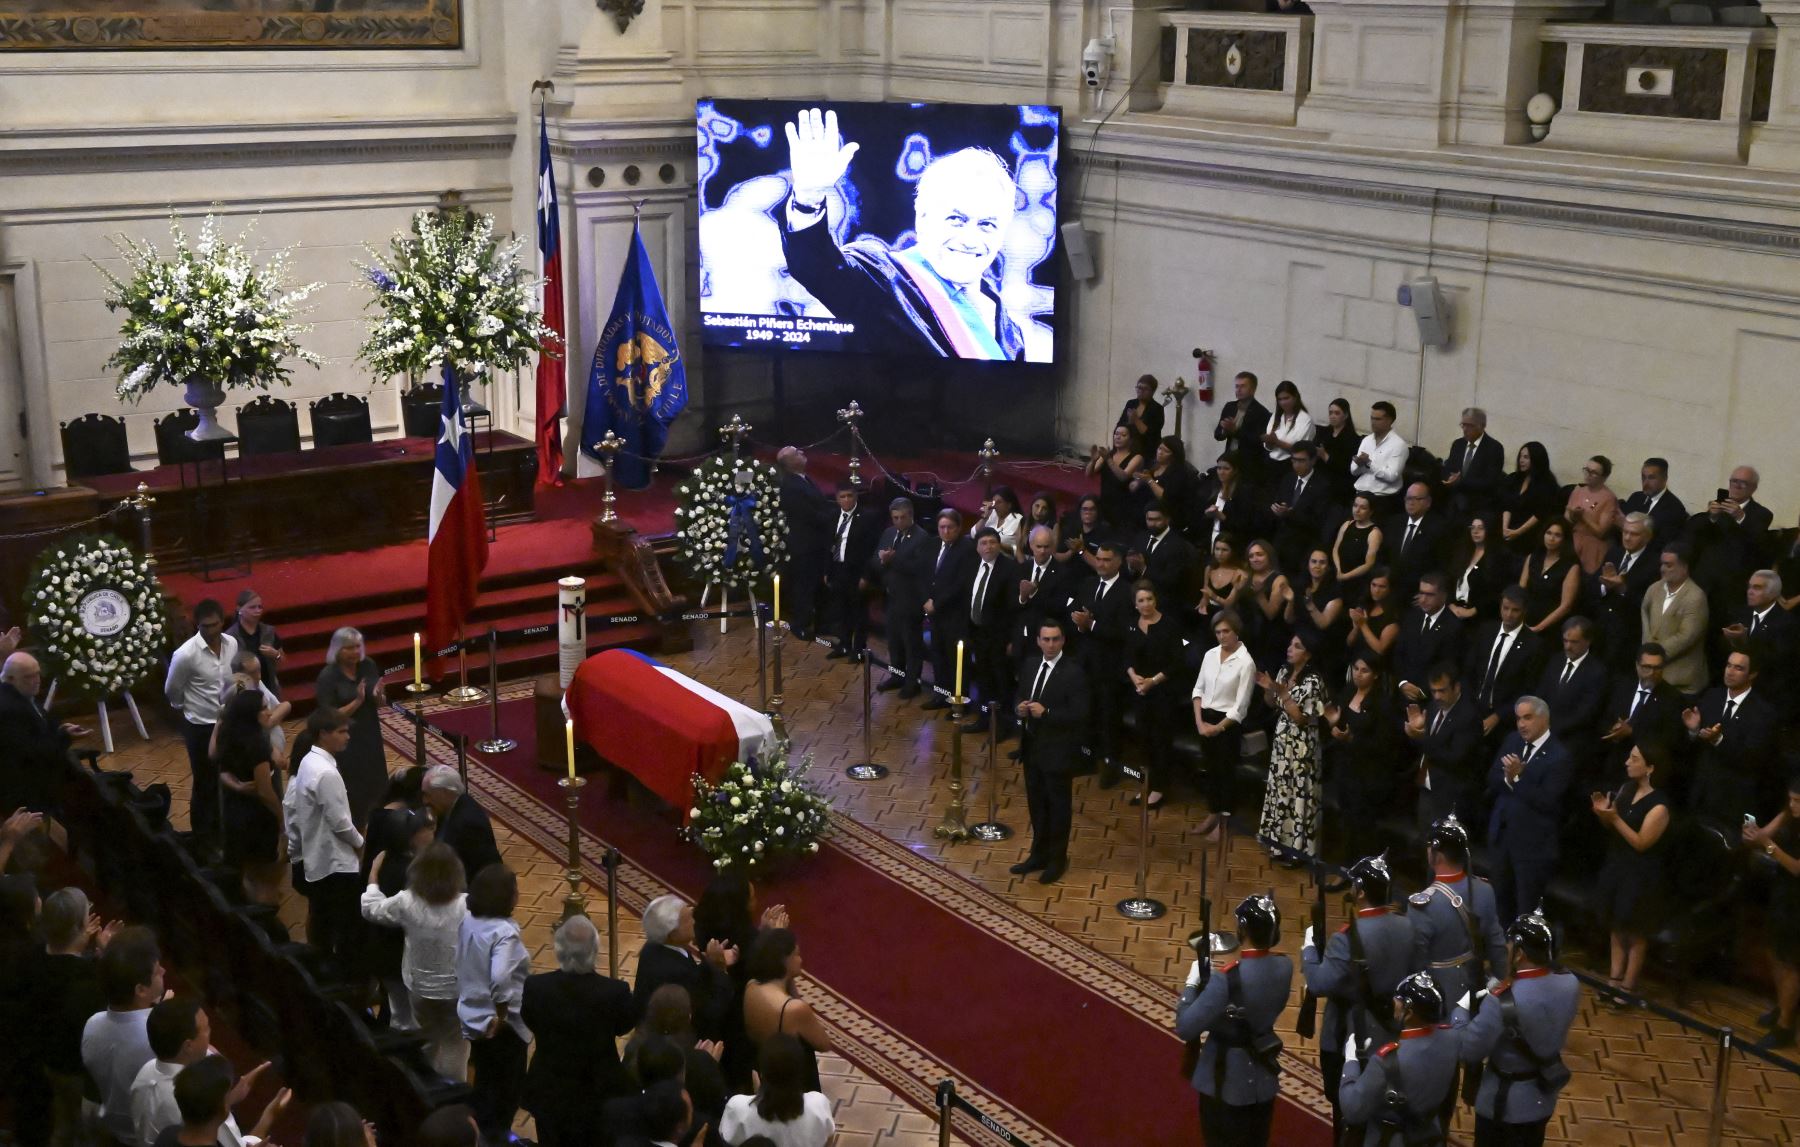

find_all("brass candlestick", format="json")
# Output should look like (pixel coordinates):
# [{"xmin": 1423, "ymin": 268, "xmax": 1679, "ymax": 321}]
[
  {"xmin": 837, "ymin": 401, "xmax": 865, "ymax": 488},
  {"xmin": 558, "ymin": 775, "xmax": 588, "ymax": 920},
  {"xmin": 597, "ymin": 430, "xmax": 622, "ymax": 523},
  {"xmin": 445, "ymin": 626, "xmax": 486, "ymax": 704},
  {"xmin": 934, "ymin": 693, "xmax": 970, "ymax": 841},
  {"xmin": 126, "ymin": 482, "xmax": 157, "ymax": 566},
  {"xmin": 768, "ymin": 618, "xmax": 789, "ymax": 744}
]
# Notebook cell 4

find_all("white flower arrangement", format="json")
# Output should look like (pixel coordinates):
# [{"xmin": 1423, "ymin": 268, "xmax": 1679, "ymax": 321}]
[
  {"xmin": 356, "ymin": 208, "xmax": 559, "ymax": 383},
  {"xmin": 24, "ymin": 536, "xmax": 167, "ymax": 700},
  {"xmin": 671, "ymin": 455, "xmax": 790, "ymax": 594},
  {"xmin": 683, "ymin": 746, "xmax": 830, "ymax": 875},
  {"xmin": 95, "ymin": 215, "xmax": 323, "ymax": 402}
]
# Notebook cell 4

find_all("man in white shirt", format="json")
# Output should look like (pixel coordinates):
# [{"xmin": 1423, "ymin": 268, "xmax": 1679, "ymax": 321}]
[
  {"xmin": 82, "ymin": 926, "xmax": 165, "ymax": 1146},
  {"xmin": 163, "ymin": 600, "xmax": 238, "ymax": 856},
  {"xmin": 285, "ymin": 708, "xmax": 364, "ymax": 972},
  {"xmin": 131, "ymin": 998, "xmax": 284, "ymax": 1147},
  {"xmin": 1350, "ymin": 400, "xmax": 1409, "ymax": 514},
  {"xmin": 157, "ymin": 1056, "xmax": 289, "ymax": 1147}
]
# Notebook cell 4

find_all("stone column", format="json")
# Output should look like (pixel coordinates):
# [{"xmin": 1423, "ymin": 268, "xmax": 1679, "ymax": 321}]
[
  {"xmin": 1444, "ymin": 0, "xmax": 1602, "ymax": 146},
  {"xmin": 1750, "ymin": 0, "xmax": 1800, "ymax": 170}
]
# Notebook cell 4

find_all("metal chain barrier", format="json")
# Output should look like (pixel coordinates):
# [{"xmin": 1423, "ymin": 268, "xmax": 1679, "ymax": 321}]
[
  {"xmin": 934, "ymin": 1079, "xmax": 1023, "ymax": 1146},
  {"xmin": 0, "ymin": 502, "xmax": 135, "ymax": 541}
]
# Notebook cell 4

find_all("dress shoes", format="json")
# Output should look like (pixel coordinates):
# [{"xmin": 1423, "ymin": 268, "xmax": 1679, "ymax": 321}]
[
  {"xmin": 1096, "ymin": 764, "xmax": 1122, "ymax": 791},
  {"xmin": 827, "ymin": 645, "xmax": 850, "ymax": 660},
  {"xmin": 1007, "ymin": 748, "xmax": 1024, "ymax": 761},
  {"xmin": 1759, "ymin": 1007, "xmax": 1780, "ymax": 1028},
  {"xmin": 877, "ymin": 676, "xmax": 906, "ymax": 692},
  {"xmin": 1038, "ymin": 858, "xmax": 1068, "ymax": 884},
  {"xmin": 920, "ymin": 697, "xmax": 950, "ymax": 712},
  {"xmin": 897, "ymin": 685, "xmax": 921, "ymax": 700},
  {"xmin": 1757, "ymin": 1026, "xmax": 1796, "ymax": 1050},
  {"xmin": 1009, "ymin": 856, "xmax": 1047, "ymax": 875}
]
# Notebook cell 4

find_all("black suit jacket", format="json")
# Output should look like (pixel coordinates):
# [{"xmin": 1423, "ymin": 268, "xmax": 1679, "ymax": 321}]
[
  {"xmin": 917, "ymin": 535, "xmax": 978, "ymax": 624},
  {"xmin": 1621, "ymin": 490, "xmax": 1688, "ymax": 549},
  {"xmin": 1690, "ymin": 686, "xmax": 1780, "ymax": 824},
  {"xmin": 1463, "ymin": 623, "xmax": 1544, "ymax": 721},
  {"xmin": 1382, "ymin": 513, "xmax": 1449, "ymax": 598},
  {"xmin": 1728, "ymin": 605, "xmax": 1799, "ymax": 714},
  {"xmin": 869, "ymin": 523, "xmax": 929, "ymax": 610},
  {"xmin": 1597, "ymin": 678, "xmax": 1683, "ymax": 778},
  {"xmin": 435, "ymin": 792, "xmax": 501, "ymax": 881},
  {"xmin": 1416, "ymin": 697, "xmax": 1484, "ymax": 789},
  {"xmin": 633, "ymin": 943, "xmax": 732, "ymax": 1042},
  {"xmin": 1685, "ymin": 500, "xmax": 1776, "ymax": 604},
  {"xmin": 1213, "ymin": 396, "xmax": 1271, "ymax": 471},
  {"xmin": 1533, "ymin": 655, "xmax": 1611, "ymax": 746},
  {"xmin": 828, "ymin": 505, "xmax": 882, "ymax": 573},
  {"xmin": 1132, "ymin": 529, "xmax": 1199, "ymax": 614},
  {"xmin": 1393, "ymin": 608, "xmax": 1466, "ymax": 693},
  {"xmin": 1018, "ymin": 655, "xmax": 1090, "ymax": 774},
  {"xmin": 1073, "ymin": 575, "xmax": 1136, "ymax": 674},
  {"xmin": 967, "ymin": 555, "xmax": 1021, "ymax": 632},
  {"xmin": 779, "ymin": 471, "xmax": 835, "ymax": 563},
  {"xmin": 1444, "ymin": 435, "xmax": 1506, "ymax": 513},
  {"xmin": 0, "ymin": 682, "xmax": 70, "ymax": 812},
  {"xmin": 1486, "ymin": 734, "xmax": 1574, "ymax": 859},
  {"xmin": 1017, "ymin": 558, "xmax": 1082, "ymax": 644},
  {"xmin": 1270, "ymin": 470, "xmax": 1333, "ymax": 571},
  {"xmin": 521, "ymin": 969, "xmax": 640, "ymax": 1118}
]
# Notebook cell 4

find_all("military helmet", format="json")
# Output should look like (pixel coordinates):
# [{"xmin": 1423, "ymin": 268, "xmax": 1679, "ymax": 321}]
[
  {"xmin": 1423, "ymin": 813, "xmax": 1470, "ymax": 860},
  {"xmin": 1235, "ymin": 893, "xmax": 1281, "ymax": 948},
  {"xmin": 1347, "ymin": 852, "xmax": 1393, "ymax": 905},
  {"xmin": 1507, "ymin": 905, "xmax": 1556, "ymax": 963},
  {"xmin": 1394, "ymin": 970, "xmax": 1445, "ymax": 1024}
]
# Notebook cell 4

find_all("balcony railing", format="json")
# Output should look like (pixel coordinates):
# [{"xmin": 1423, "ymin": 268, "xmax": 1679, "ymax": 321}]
[{"xmin": 1156, "ymin": 12, "xmax": 1313, "ymax": 127}]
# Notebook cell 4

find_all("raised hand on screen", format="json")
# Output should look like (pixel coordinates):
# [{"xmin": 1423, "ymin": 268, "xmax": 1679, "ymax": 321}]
[{"xmin": 785, "ymin": 107, "xmax": 860, "ymax": 209}]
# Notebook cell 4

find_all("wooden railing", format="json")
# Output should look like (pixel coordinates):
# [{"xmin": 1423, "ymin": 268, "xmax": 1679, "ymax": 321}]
[{"xmin": 1156, "ymin": 11, "xmax": 1313, "ymax": 126}]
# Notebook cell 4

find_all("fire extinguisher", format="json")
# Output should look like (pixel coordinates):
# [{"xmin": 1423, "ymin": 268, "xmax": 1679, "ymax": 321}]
[{"xmin": 1192, "ymin": 348, "xmax": 1214, "ymax": 403}]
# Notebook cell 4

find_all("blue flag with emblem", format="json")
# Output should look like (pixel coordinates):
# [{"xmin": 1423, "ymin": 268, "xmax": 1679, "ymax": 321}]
[{"xmin": 581, "ymin": 220, "xmax": 687, "ymax": 490}]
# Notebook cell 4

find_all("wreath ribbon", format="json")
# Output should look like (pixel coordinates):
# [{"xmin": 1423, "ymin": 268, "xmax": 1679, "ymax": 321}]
[{"xmin": 723, "ymin": 491, "xmax": 765, "ymax": 567}]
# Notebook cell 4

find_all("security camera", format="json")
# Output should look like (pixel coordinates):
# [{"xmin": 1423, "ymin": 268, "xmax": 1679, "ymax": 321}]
[{"xmin": 1082, "ymin": 37, "xmax": 1114, "ymax": 90}]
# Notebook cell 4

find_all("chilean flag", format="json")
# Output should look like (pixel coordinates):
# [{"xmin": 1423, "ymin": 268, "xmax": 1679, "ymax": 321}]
[
  {"xmin": 534, "ymin": 106, "xmax": 567, "ymax": 486},
  {"xmin": 426, "ymin": 364, "xmax": 489, "ymax": 648}
]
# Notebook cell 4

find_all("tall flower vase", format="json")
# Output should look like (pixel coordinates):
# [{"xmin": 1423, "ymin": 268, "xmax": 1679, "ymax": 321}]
[
  {"xmin": 182, "ymin": 376, "xmax": 235, "ymax": 442},
  {"xmin": 458, "ymin": 370, "xmax": 488, "ymax": 417}
]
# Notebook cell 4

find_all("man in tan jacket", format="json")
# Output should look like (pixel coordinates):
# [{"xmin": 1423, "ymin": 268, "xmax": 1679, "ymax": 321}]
[{"xmin": 1641, "ymin": 544, "xmax": 1709, "ymax": 696}]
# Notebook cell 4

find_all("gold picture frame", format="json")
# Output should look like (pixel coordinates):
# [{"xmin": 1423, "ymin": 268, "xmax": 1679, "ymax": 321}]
[{"xmin": 0, "ymin": 1, "xmax": 462, "ymax": 52}]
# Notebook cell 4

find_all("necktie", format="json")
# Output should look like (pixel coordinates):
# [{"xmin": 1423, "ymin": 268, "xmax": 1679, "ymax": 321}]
[
  {"xmin": 972, "ymin": 563, "xmax": 991, "ymax": 623},
  {"xmin": 1405, "ymin": 521, "xmax": 1419, "ymax": 551},
  {"xmin": 1629, "ymin": 687, "xmax": 1648, "ymax": 718},
  {"xmin": 1520, "ymin": 742, "xmax": 1536, "ymax": 765},
  {"xmin": 937, "ymin": 544, "xmax": 948, "ymax": 573},
  {"xmin": 1620, "ymin": 550, "xmax": 1635, "ymax": 576},
  {"xmin": 1430, "ymin": 708, "xmax": 1446, "ymax": 736},
  {"xmin": 1294, "ymin": 476, "xmax": 1306, "ymax": 501},
  {"xmin": 1481, "ymin": 631, "xmax": 1509, "ymax": 703},
  {"xmin": 1724, "ymin": 698, "xmax": 1739, "ymax": 722},
  {"xmin": 1031, "ymin": 563, "xmax": 1044, "ymax": 586},
  {"xmin": 836, "ymin": 512, "xmax": 851, "ymax": 560},
  {"xmin": 1149, "ymin": 534, "xmax": 1160, "ymax": 556},
  {"xmin": 1751, "ymin": 612, "xmax": 1763, "ymax": 637},
  {"xmin": 1030, "ymin": 660, "xmax": 1050, "ymax": 703},
  {"xmin": 1561, "ymin": 660, "xmax": 1576, "ymax": 686},
  {"xmin": 1422, "ymin": 614, "xmax": 1433, "ymax": 636},
  {"xmin": 1096, "ymin": 580, "xmax": 1108, "ymax": 608}
]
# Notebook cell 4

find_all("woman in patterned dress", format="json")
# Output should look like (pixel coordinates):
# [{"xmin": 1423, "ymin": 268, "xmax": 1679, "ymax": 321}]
[{"xmin": 1256, "ymin": 631, "xmax": 1326, "ymax": 863}]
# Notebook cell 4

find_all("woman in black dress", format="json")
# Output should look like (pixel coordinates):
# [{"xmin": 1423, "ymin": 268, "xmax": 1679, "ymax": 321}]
[
  {"xmin": 1314, "ymin": 398, "xmax": 1359, "ymax": 503},
  {"xmin": 225, "ymin": 589, "xmax": 285, "ymax": 700},
  {"xmin": 314, "ymin": 626, "xmax": 389, "ymax": 828},
  {"xmin": 1447, "ymin": 513, "xmax": 1512, "ymax": 625},
  {"xmin": 1244, "ymin": 540, "xmax": 1293, "ymax": 671},
  {"xmin": 742, "ymin": 929, "xmax": 830, "ymax": 1095},
  {"xmin": 1194, "ymin": 451, "xmax": 1256, "ymax": 554},
  {"xmin": 212, "ymin": 689, "xmax": 284, "ymax": 905},
  {"xmin": 1322, "ymin": 651, "xmax": 1399, "ymax": 861},
  {"xmin": 1088, "ymin": 425, "xmax": 1144, "ymax": 533},
  {"xmin": 1520, "ymin": 520, "xmax": 1582, "ymax": 636},
  {"xmin": 1125, "ymin": 581, "xmax": 1185, "ymax": 810},
  {"xmin": 1746, "ymin": 775, "xmax": 1800, "ymax": 1049},
  {"xmin": 1287, "ymin": 548, "xmax": 1349, "ymax": 685},
  {"xmin": 696, "ymin": 871, "xmax": 790, "ymax": 1090},
  {"xmin": 1500, "ymin": 441, "xmax": 1562, "ymax": 558},
  {"xmin": 362, "ymin": 770, "xmax": 430, "ymax": 1028},
  {"xmin": 1132, "ymin": 436, "xmax": 1197, "ymax": 536},
  {"xmin": 1330, "ymin": 494, "xmax": 1383, "ymax": 607},
  {"xmin": 1590, "ymin": 742, "xmax": 1672, "ymax": 1005},
  {"xmin": 1345, "ymin": 568, "xmax": 1400, "ymax": 676}
]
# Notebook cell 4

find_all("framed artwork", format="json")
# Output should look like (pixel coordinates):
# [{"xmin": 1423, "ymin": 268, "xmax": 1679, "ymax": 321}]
[{"xmin": 0, "ymin": 1, "xmax": 462, "ymax": 52}]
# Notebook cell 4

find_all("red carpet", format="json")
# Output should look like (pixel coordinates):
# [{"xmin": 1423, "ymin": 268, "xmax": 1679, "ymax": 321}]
[{"xmin": 395, "ymin": 695, "xmax": 1333, "ymax": 1147}]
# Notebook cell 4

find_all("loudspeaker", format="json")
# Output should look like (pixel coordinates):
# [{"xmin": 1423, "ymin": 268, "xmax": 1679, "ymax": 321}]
[
  {"xmin": 1061, "ymin": 219, "xmax": 1096, "ymax": 282},
  {"xmin": 1398, "ymin": 275, "xmax": 1451, "ymax": 348}
]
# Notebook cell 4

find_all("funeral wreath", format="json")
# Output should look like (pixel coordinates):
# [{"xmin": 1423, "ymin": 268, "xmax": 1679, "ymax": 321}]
[
  {"xmin": 25, "ymin": 535, "xmax": 167, "ymax": 700},
  {"xmin": 672, "ymin": 454, "xmax": 789, "ymax": 594},
  {"xmin": 684, "ymin": 748, "xmax": 831, "ymax": 875}
]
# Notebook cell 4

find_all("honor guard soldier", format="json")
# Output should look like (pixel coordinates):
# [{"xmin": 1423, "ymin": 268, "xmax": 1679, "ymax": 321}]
[
  {"xmin": 1302, "ymin": 853, "xmax": 1418, "ymax": 1142},
  {"xmin": 1339, "ymin": 971, "xmax": 1461, "ymax": 1146},
  {"xmin": 1454, "ymin": 907, "xmax": 1581, "ymax": 1147},
  {"xmin": 1176, "ymin": 894, "xmax": 1294, "ymax": 1146},
  {"xmin": 1410, "ymin": 815, "xmax": 1508, "ymax": 1005}
]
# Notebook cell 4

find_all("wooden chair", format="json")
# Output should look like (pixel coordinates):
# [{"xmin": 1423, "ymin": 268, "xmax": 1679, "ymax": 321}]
[
  {"xmin": 309, "ymin": 392, "xmax": 373, "ymax": 448},
  {"xmin": 59, "ymin": 413, "xmax": 134, "ymax": 481},
  {"xmin": 152, "ymin": 408, "xmax": 224, "ymax": 467},
  {"xmin": 236, "ymin": 394, "xmax": 301, "ymax": 457},
  {"xmin": 400, "ymin": 381, "xmax": 445, "ymax": 439}
]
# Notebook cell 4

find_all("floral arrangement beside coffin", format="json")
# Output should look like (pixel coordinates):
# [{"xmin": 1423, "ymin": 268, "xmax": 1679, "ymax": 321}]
[
  {"xmin": 24, "ymin": 535, "xmax": 167, "ymax": 702},
  {"xmin": 95, "ymin": 214, "xmax": 322, "ymax": 436},
  {"xmin": 684, "ymin": 748, "xmax": 831, "ymax": 876},
  {"xmin": 672, "ymin": 454, "xmax": 790, "ymax": 597},
  {"xmin": 357, "ymin": 208, "xmax": 560, "ymax": 397}
]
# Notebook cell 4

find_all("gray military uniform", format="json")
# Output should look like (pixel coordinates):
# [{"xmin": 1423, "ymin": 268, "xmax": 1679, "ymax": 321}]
[
  {"xmin": 1175, "ymin": 951, "xmax": 1295, "ymax": 1105},
  {"xmin": 1409, "ymin": 873, "xmax": 1507, "ymax": 1005},
  {"xmin": 1302, "ymin": 908, "xmax": 1417, "ymax": 1048},
  {"xmin": 1339, "ymin": 1026, "xmax": 1461, "ymax": 1145},
  {"xmin": 1454, "ymin": 969, "xmax": 1582, "ymax": 1123}
]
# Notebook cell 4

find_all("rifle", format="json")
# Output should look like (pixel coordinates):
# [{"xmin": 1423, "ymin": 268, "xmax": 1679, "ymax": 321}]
[
  {"xmin": 1345, "ymin": 895, "xmax": 1395, "ymax": 1050},
  {"xmin": 1180, "ymin": 845, "xmax": 1213, "ymax": 1078},
  {"xmin": 1295, "ymin": 865, "xmax": 1327, "ymax": 1040}
]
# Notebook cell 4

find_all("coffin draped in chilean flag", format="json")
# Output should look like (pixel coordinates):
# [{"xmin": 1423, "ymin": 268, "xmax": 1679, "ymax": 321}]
[{"xmin": 566, "ymin": 649, "xmax": 776, "ymax": 815}]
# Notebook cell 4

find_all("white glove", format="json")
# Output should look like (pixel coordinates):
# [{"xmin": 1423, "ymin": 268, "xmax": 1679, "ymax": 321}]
[
  {"xmin": 1186, "ymin": 958, "xmax": 1203, "ymax": 988},
  {"xmin": 1486, "ymin": 976, "xmax": 1502, "ymax": 993},
  {"xmin": 1303, "ymin": 925, "xmax": 1316, "ymax": 953},
  {"xmin": 1456, "ymin": 991, "xmax": 1472, "ymax": 1014},
  {"xmin": 1342, "ymin": 1034, "xmax": 1358, "ymax": 1063}
]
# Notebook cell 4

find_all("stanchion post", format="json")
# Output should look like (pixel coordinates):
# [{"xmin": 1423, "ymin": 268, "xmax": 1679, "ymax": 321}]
[
  {"xmin": 1165, "ymin": 376, "xmax": 1191, "ymax": 441},
  {"xmin": 755, "ymin": 597, "xmax": 769, "ymax": 710},
  {"xmin": 127, "ymin": 482, "xmax": 156, "ymax": 566},
  {"xmin": 935, "ymin": 1080, "xmax": 955, "ymax": 1147},
  {"xmin": 413, "ymin": 703, "xmax": 428, "ymax": 770},
  {"xmin": 596, "ymin": 430, "xmax": 622, "ymax": 523},
  {"xmin": 447, "ymin": 626, "xmax": 486, "ymax": 704},
  {"xmin": 846, "ymin": 650, "xmax": 887, "ymax": 780},
  {"xmin": 837, "ymin": 401, "xmax": 865, "ymax": 489},
  {"xmin": 969, "ymin": 707, "xmax": 1011, "ymax": 841},
  {"xmin": 476, "ymin": 627, "xmax": 517, "ymax": 754},
  {"xmin": 605, "ymin": 847, "xmax": 621, "ymax": 979},
  {"xmin": 1708, "ymin": 1027, "xmax": 1733, "ymax": 1147},
  {"xmin": 934, "ymin": 692, "xmax": 970, "ymax": 841},
  {"xmin": 557, "ymin": 775, "xmax": 587, "ymax": 920},
  {"xmin": 455, "ymin": 731, "xmax": 468, "ymax": 784},
  {"xmin": 1116, "ymin": 759, "xmax": 1165, "ymax": 919}
]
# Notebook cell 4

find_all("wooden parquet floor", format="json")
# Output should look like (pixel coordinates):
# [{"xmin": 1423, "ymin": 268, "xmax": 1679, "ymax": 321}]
[{"xmin": 90, "ymin": 618, "xmax": 1800, "ymax": 1146}]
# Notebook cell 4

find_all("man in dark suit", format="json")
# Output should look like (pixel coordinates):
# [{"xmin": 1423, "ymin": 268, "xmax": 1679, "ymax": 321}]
[
  {"xmin": 776, "ymin": 446, "xmax": 835, "ymax": 641},
  {"xmin": 1532, "ymin": 616, "xmax": 1611, "ymax": 781},
  {"xmin": 1017, "ymin": 525, "xmax": 1082, "ymax": 650},
  {"xmin": 1393, "ymin": 572, "xmax": 1466, "ymax": 705},
  {"xmin": 1268, "ymin": 442, "xmax": 1332, "ymax": 576},
  {"xmin": 824, "ymin": 482, "xmax": 883, "ymax": 659},
  {"xmin": 423, "ymin": 767, "xmax": 502, "ymax": 881},
  {"xmin": 962, "ymin": 527, "xmax": 1020, "ymax": 735},
  {"xmin": 1722, "ymin": 569, "xmax": 1797, "ymax": 724},
  {"xmin": 1464, "ymin": 587, "xmax": 1546, "ymax": 751},
  {"xmin": 1685, "ymin": 648, "xmax": 1780, "ymax": 829},
  {"xmin": 633, "ymin": 894, "xmax": 734, "ymax": 1041},
  {"xmin": 1127, "ymin": 500, "xmax": 1198, "ymax": 615},
  {"xmin": 1620, "ymin": 456, "xmax": 1688, "ymax": 549},
  {"xmin": 1008, "ymin": 619, "xmax": 1090, "ymax": 884},
  {"xmin": 1069, "ymin": 542, "xmax": 1135, "ymax": 784},
  {"xmin": 1213, "ymin": 371, "xmax": 1272, "ymax": 484},
  {"xmin": 1404, "ymin": 662, "xmax": 1484, "ymax": 830},
  {"xmin": 0, "ymin": 652, "xmax": 80, "ymax": 816},
  {"xmin": 1382, "ymin": 483, "xmax": 1448, "ymax": 602},
  {"xmin": 1590, "ymin": 511, "xmax": 1662, "ymax": 672},
  {"xmin": 1486, "ymin": 695, "xmax": 1573, "ymax": 922},
  {"xmin": 867, "ymin": 497, "xmax": 931, "ymax": 697},
  {"xmin": 521, "ymin": 915, "xmax": 641, "ymax": 1146},
  {"xmin": 1685, "ymin": 465, "xmax": 1776, "ymax": 641},
  {"xmin": 1595, "ymin": 642, "xmax": 1684, "ymax": 786},
  {"xmin": 1441, "ymin": 407, "xmax": 1506, "ymax": 518},
  {"xmin": 918, "ymin": 508, "xmax": 976, "ymax": 711}
]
